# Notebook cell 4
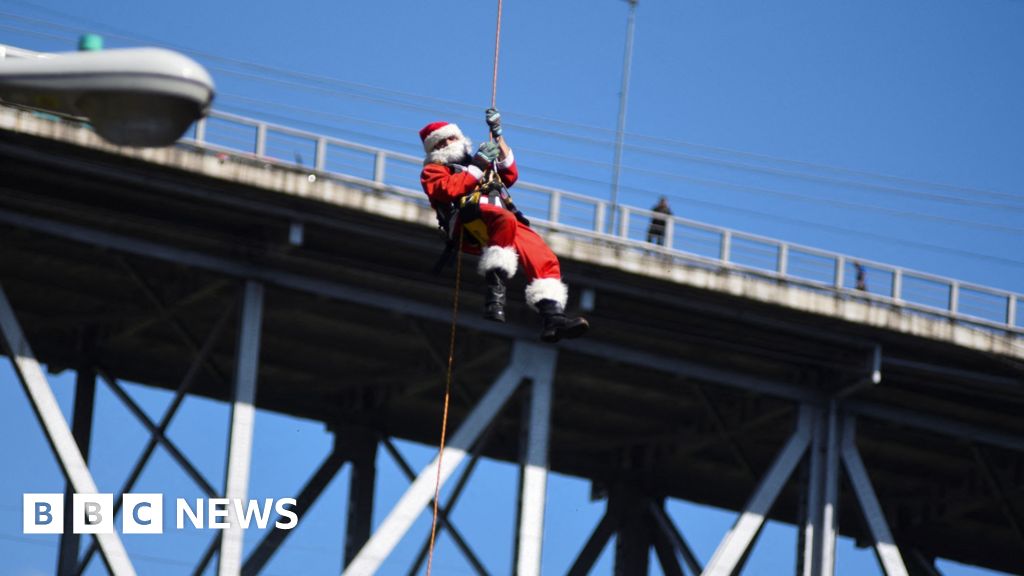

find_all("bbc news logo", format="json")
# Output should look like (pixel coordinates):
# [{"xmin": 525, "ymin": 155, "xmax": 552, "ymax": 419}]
[{"xmin": 24, "ymin": 494, "xmax": 298, "ymax": 534}]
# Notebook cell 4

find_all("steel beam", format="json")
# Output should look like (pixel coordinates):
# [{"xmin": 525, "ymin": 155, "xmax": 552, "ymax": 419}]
[
  {"xmin": 846, "ymin": 400, "xmax": 1024, "ymax": 454},
  {"xmin": 343, "ymin": 429, "xmax": 379, "ymax": 569},
  {"xmin": 702, "ymin": 405, "xmax": 813, "ymax": 576},
  {"xmin": 567, "ymin": 508, "xmax": 616, "ymax": 576},
  {"xmin": 58, "ymin": 351, "xmax": 96, "ymax": 576},
  {"xmin": 343, "ymin": 341, "xmax": 541, "ymax": 576},
  {"xmin": 613, "ymin": 484, "xmax": 650, "ymax": 576},
  {"xmin": 0, "ymin": 284, "xmax": 137, "ymax": 576},
  {"xmin": 650, "ymin": 512, "xmax": 686, "ymax": 576},
  {"xmin": 820, "ymin": 403, "xmax": 840, "ymax": 576},
  {"xmin": 78, "ymin": 298, "xmax": 234, "ymax": 573},
  {"xmin": 382, "ymin": 438, "xmax": 489, "ymax": 576},
  {"xmin": 563, "ymin": 339, "xmax": 819, "ymax": 404},
  {"xmin": 802, "ymin": 403, "xmax": 841, "ymax": 576},
  {"xmin": 100, "ymin": 375, "xmax": 218, "ymax": 498},
  {"xmin": 0, "ymin": 207, "xmax": 819, "ymax": 405},
  {"xmin": 405, "ymin": 425, "xmax": 496, "ymax": 576},
  {"xmin": 219, "ymin": 281, "xmax": 265, "ymax": 576},
  {"xmin": 801, "ymin": 408, "xmax": 824, "ymax": 576},
  {"xmin": 119, "ymin": 258, "xmax": 232, "ymax": 384},
  {"xmin": 515, "ymin": 346, "xmax": 557, "ymax": 576},
  {"xmin": 906, "ymin": 549, "xmax": 943, "ymax": 576},
  {"xmin": 970, "ymin": 445, "xmax": 1024, "ymax": 547},
  {"xmin": 841, "ymin": 416, "xmax": 909, "ymax": 576},
  {"xmin": 112, "ymin": 305, "xmax": 231, "ymax": 516},
  {"xmin": 242, "ymin": 447, "xmax": 346, "ymax": 576},
  {"xmin": 692, "ymin": 384, "xmax": 756, "ymax": 480},
  {"xmin": 649, "ymin": 501, "xmax": 703, "ymax": 575}
]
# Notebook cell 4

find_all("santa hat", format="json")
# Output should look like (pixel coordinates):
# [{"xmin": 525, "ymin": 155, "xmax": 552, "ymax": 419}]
[{"xmin": 419, "ymin": 121, "xmax": 465, "ymax": 154}]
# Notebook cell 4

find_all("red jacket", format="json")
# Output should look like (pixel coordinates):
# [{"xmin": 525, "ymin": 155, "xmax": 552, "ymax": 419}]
[{"xmin": 420, "ymin": 156, "xmax": 519, "ymax": 207}]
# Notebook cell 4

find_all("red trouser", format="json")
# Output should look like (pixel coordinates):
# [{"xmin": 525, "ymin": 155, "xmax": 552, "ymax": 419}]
[{"xmin": 464, "ymin": 204, "xmax": 561, "ymax": 281}]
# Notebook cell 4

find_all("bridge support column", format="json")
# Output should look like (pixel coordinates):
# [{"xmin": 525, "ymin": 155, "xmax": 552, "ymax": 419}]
[
  {"xmin": 841, "ymin": 415, "xmax": 909, "ymax": 576},
  {"xmin": 802, "ymin": 402, "xmax": 840, "ymax": 576},
  {"xmin": 612, "ymin": 480, "xmax": 651, "ymax": 576},
  {"xmin": 343, "ymin": 428, "xmax": 378, "ymax": 569},
  {"xmin": 0, "ymin": 284, "xmax": 137, "ymax": 576},
  {"xmin": 343, "ymin": 341, "xmax": 555, "ymax": 576},
  {"xmin": 702, "ymin": 405, "xmax": 814, "ymax": 576},
  {"xmin": 514, "ymin": 346, "xmax": 557, "ymax": 576},
  {"xmin": 219, "ymin": 281, "xmax": 265, "ymax": 576}
]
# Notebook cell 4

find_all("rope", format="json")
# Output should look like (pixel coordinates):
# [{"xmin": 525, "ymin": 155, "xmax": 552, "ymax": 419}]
[
  {"xmin": 425, "ymin": 1, "xmax": 504, "ymax": 571},
  {"xmin": 491, "ymin": 0, "xmax": 503, "ymax": 109},
  {"xmin": 426, "ymin": 227, "xmax": 463, "ymax": 576},
  {"xmin": 426, "ymin": 2, "xmax": 504, "ymax": 574}
]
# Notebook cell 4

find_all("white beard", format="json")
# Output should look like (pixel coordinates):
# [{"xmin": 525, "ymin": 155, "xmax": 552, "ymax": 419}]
[{"xmin": 426, "ymin": 137, "xmax": 473, "ymax": 166}]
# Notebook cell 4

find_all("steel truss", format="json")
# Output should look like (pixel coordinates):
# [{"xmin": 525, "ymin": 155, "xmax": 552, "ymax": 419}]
[{"xmin": 2, "ymin": 212, "xmax": 1023, "ymax": 575}]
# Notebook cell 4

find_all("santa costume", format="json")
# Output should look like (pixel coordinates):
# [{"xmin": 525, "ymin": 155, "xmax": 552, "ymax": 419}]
[{"xmin": 419, "ymin": 118, "xmax": 588, "ymax": 342}]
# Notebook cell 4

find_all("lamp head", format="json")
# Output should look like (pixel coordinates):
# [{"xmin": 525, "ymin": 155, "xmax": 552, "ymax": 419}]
[{"xmin": 0, "ymin": 47, "xmax": 214, "ymax": 147}]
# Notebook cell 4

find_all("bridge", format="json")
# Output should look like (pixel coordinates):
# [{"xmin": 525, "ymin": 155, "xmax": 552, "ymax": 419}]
[{"xmin": 1, "ymin": 98, "xmax": 1023, "ymax": 576}]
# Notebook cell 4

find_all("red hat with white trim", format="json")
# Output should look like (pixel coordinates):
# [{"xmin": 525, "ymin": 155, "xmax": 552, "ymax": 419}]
[{"xmin": 419, "ymin": 121, "xmax": 465, "ymax": 154}]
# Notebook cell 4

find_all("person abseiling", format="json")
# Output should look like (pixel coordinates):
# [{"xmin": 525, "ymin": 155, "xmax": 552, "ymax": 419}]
[{"xmin": 419, "ymin": 108, "xmax": 589, "ymax": 343}]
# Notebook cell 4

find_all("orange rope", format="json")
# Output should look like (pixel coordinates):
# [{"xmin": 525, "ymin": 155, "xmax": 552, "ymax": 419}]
[
  {"xmin": 426, "ymin": 2, "xmax": 503, "ymax": 573},
  {"xmin": 426, "ymin": 227, "xmax": 463, "ymax": 576}
]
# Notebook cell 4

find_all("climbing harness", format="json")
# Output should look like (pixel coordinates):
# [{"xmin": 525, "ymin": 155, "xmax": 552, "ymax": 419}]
[
  {"xmin": 431, "ymin": 169, "xmax": 530, "ymax": 274},
  {"xmin": 426, "ymin": 0, "xmax": 505, "ymax": 574}
]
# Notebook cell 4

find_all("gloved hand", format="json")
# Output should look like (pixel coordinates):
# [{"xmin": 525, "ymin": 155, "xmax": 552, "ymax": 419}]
[
  {"xmin": 485, "ymin": 107, "xmax": 502, "ymax": 138},
  {"xmin": 473, "ymin": 140, "xmax": 501, "ymax": 170}
]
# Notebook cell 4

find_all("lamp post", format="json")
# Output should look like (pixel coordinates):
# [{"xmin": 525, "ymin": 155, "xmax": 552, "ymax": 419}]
[{"xmin": 608, "ymin": 0, "xmax": 638, "ymax": 236}]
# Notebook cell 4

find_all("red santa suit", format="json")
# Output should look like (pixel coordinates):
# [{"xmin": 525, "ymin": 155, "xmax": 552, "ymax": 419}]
[{"xmin": 419, "ymin": 121, "xmax": 568, "ymax": 310}]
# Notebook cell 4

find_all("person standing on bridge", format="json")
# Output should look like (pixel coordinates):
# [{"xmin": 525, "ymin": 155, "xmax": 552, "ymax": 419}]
[
  {"xmin": 419, "ymin": 108, "xmax": 589, "ymax": 343},
  {"xmin": 646, "ymin": 196, "xmax": 673, "ymax": 245}
]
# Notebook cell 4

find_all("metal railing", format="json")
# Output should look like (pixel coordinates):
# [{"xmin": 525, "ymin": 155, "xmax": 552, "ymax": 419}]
[
  {"xmin": 183, "ymin": 111, "xmax": 1022, "ymax": 336},
  {"xmin": 2, "ymin": 36, "xmax": 1018, "ymax": 336}
]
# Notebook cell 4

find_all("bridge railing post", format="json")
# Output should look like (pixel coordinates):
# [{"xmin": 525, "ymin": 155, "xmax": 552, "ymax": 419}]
[
  {"xmin": 892, "ymin": 269, "xmax": 903, "ymax": 301},
  {"xmin": 549, "ymin": 190, "xmax": 561, "ymax": 226},
  {"xmin": 194, "ymin": 118, "xmax": 206, "ymax": 144},
  {"xmin": 255, "ymin": 123, "xmax": 267, "ymax": 157},
  {"xmin": 834, "ymin": 256, "xmax": 846, "ymax": 289},
  {"xmin": 720, "ymin": 231, "xmax": 732, "ymax": 264},
  {"xmin": 1008, "ymin": 296, "xmax": 1018, "ymax": 327},
  {"xmin": 778, "ymin": 243, "xmax": 789, "ymax": 276},
  {"xmin": 618, "ymin": 206, "xmax": 631, "ymax": 238},
  {"xmin": 373, "ymin": 151, "xmax": 386, "ymax": 184},
  {"xmin": 315, "ymin": 137, "xmax": 327, "ymax": 172},
  {"xmin": 595, "ymin": 201, "xmax": 607, "ymax": 235},
  {"xmin": 949, "ymin": 281, "xmax": 960, "ymax": 315}
]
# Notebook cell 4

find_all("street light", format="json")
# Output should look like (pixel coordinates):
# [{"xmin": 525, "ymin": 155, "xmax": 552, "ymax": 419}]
[
  {"xmin": 0, "ymin": 46, "xmax": 214, "ymax": 147},
  {"xmin": 608, "ymin": 0, "xmax": 638, "ymax": 235}
]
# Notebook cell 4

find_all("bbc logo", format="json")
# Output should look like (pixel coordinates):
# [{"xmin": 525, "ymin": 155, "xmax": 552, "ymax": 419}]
[{"xmin": 24, "ymin": 493, "xmax": 163, "ymax": 534}]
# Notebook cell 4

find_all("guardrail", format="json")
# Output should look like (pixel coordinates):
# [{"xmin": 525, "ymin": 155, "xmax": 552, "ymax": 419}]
[
  {"xmin": 185, "ymin": 111, "xmax": 1022, "ymax": 336},
  {"xmin": 2, "ymin": 36, "xmax": 1019, "ymax": 336}
]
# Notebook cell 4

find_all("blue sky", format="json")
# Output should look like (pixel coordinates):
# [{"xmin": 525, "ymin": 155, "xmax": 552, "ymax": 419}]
[{"xmin": 1, "ymin": 0, "xmax": 1022, "ymax": 574}]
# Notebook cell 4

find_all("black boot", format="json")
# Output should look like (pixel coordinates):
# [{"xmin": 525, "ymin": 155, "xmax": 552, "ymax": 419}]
[
  {"xmin": 484, "ymin": 269, "xmax": 508, "ymax": 323},
  {"xmin": 537, "ymin": 299, "xmax": 589, "ymax": 343}
]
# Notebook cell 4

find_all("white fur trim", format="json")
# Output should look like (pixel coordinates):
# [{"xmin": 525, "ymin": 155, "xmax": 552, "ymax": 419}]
[
  {"xmin": 425, "ymin": 136, "xmax": 473, "ymax": 166},
  {"xmin": 525, "ymin": 278, "xmax": 568, "ymax": 310},
  {"xmin": 478, "ymin": 245, "xmax": 518, "ymax": 277},
  {"xmin": 496, "ymin": 150, "xmax": 515, "ymax": 170},
  {"xmin": 465, "ymin": 165, "xmax": 484, "ymax": 180},
  {"xmin": 422, "ymin": 123, "xmax": 464, "ymax": 153}
]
